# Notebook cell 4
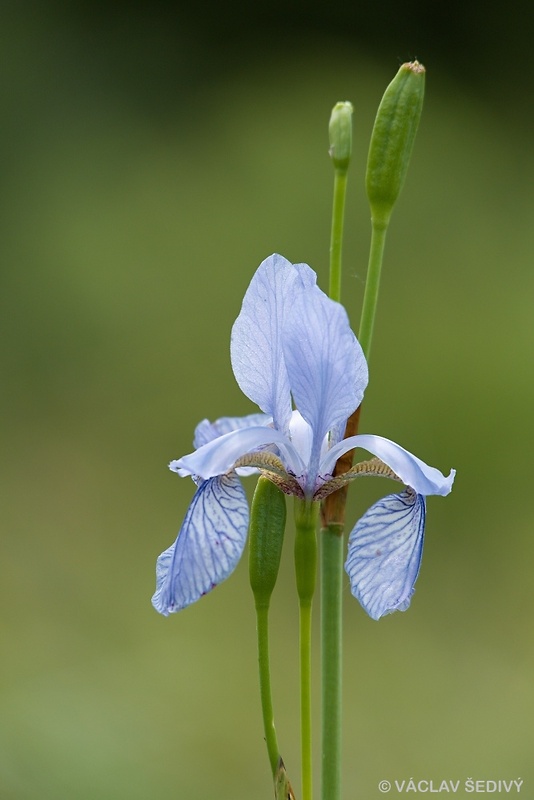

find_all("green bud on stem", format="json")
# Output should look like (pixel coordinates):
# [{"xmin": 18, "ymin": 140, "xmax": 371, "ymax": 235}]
[
  {"xmin": 249, "ymin": 477, "xmax": 287, "ymax": 608},
  {"xmin": 329, "ymin": 101, "xmax": 353, "ymax": 172},
  {"xmin": 366, "ymin": 61, "xmax": 425, "ymax": 227}
]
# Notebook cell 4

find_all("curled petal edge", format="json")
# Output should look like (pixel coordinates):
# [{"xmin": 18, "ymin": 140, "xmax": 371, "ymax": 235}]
[{"xmin": 323, "ymin": 433, "xmax": 455, "ymax": 496}]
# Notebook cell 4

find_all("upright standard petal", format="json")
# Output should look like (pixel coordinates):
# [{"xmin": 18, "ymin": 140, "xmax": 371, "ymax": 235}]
[
  {"xmin": 282, "ymin": 286, "xmax": 368, "ymax": 487},
  {"xmin": 345, "ymin": 489, "xmax": 425, "ymax": 620},
  {"xmin": 230, "ymin": 254, "xmax": 317, "ymax": 435},
  {"xmin": 152, "ymin": 474, "xmax": 249, "ymax": 615}
]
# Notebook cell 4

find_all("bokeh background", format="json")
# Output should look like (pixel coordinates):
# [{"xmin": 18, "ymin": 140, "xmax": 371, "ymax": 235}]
[{"xmin": 2, "ymin": 3, "xmax": 533, "ymax": 798}]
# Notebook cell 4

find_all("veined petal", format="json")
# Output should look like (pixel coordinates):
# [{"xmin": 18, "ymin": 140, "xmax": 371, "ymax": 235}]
[
  {"xmin": 171, "ymin": 425, "xmax": 304, "ymax": 480},
  {"xmin": 283, "ymin": 286, "xmax": 367, "ymax": 483},
  {"xmin": 323, "ymin": 434, "xmax": 455, "ymax": 496},
  {"xmin": 345, "ymin": 489, "xmax": 425, "ymax": 620},
  {"xmin": 194, "ymin": 413, "xmax": 271, "ymax": 448},
  {"xmin": 152, "ymin": 474, "xmax": 249, "ymax": 615},
  {"xmin": 230, "ymin": 254, "xmax": 317, "ymax": 435}
]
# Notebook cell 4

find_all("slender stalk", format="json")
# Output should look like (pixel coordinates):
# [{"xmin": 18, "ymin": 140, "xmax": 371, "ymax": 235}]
[
  {"xmin": 294, "ymin": 499, "xmax": 318, "ymax": 800},
  {"xmin": 320, "ymin": 524, "xmax": 344, "ymax": 800},
  {"xmin": 299, "ymin": 599, "xmax": 313, "ymax": 800},
  {"xmin": 321, "ymin": 153, "xmax": 352, "ymax": 800},
  {"xmin": 320, "ymin": 161, "xmax": 350, "ymax": 800},
  {"xmin": 255, "ymin": 601, "xmax": 280, "ymax": 776},
  {"xmin": 357, "ymin": 220, "xmax": 388, "ymax": 359},
  {"xmin": 329, "ymin": 169, "xmax": 348, "ymax": 303}
]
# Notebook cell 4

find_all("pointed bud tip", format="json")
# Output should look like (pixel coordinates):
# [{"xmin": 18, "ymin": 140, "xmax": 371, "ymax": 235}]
[{"xmin": 402, "ymin": 59, "xmax": 425, "ymax": 75}]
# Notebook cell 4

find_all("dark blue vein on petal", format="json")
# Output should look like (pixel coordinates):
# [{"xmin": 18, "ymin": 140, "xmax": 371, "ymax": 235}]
[
  {"xmin": 152, "ymin": 474, "xmax": 249, "ymax": 615},
  {"xmin": 344, "ymin": 489, "xmax": 426, "ymax": 620}
]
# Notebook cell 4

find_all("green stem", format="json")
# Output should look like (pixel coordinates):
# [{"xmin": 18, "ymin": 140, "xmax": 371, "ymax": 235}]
[
  {"xmin": 320, "ymin": 163, "xmax": 350, "ymax": 800},
  {"xmin": 328, "ymin": 169, "xmax": 348, "ymax": 303},
  {"xmin": 255, "ymin": 601, "xmax": 280, "ymax": 777},
  {"xmin": 294, "ymin": 499, "xmax": 318, "ymax": 800},
  {"xmin": 300, "ymin": 599, "xmax": 313, "ymax": 800},
  {"xmin": 357, "ymin": 220, "xmax": 389, "ymax": 359},
  {"xmin": 320, "ymin": 525, "xmax": 344, "ymax": 800}
]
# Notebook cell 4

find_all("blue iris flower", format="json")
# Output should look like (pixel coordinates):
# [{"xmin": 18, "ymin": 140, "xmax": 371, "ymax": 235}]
[{"xmin": 152, "ymin": 254, "xmax": 455, "ymax": 620}]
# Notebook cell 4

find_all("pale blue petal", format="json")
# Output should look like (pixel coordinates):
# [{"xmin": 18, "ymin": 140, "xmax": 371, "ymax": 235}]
[
  {"xmin": 171, "ymin": 425, "xmax": 304, "ymax": 480},
  {"xmin": 230, "ymin": 254, "xmax": 317, "ymax": 435},
  {"xmin": 152, "ymin": 474, "xmax": 249, "ymax": 615},
  {"xmin": 283, "ymin": 286, "xmax": 368, "ymax": 487},
  {"xmin": 345, "ymin": 490, "xmax": 425, "ymax": 620},
  {"xmin": 322, "ymin": 434, "xmax": 455, "ymax": 496},
  {"xmin": 194, "ymin": 413, "xmax": 271, "ymax": 448}
]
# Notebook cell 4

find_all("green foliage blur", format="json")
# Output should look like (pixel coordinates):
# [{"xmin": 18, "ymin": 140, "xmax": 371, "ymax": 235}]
[{"xmin": 2, "ymin": 5, "xmax": 534, "ymax": 799}]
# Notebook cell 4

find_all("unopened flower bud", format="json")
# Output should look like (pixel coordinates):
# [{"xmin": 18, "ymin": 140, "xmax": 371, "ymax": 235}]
[
  {"xmin": 366, "ymin": 61, "xmax": 425, "ymax": 227},
  {"xmin": 249, "ymin": 477, "xmax": 286, "ymax": 607},
  {"xmin": 329, "ymin": 101, "xmax": 353, "ymax": 172}
]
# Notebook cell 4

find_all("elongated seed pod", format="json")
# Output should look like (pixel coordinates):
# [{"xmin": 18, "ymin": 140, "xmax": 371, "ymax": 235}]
[
  {"xmin": 249, "ymin": 477, "xmax": 287, "ymax": 607},
  {"xmin": 366, "ymin": 61, "xmax": 425, "ymax": 227}
]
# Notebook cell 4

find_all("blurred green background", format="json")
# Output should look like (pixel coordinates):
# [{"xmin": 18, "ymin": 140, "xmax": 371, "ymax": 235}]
[{"xmin": 2, "ymin": 3, "xmax": 533, "ymax": 798}]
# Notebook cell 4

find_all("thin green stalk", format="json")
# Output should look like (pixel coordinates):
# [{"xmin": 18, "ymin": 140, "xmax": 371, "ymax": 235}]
[
  {"xmin": 321, "ymin": 160, "xmax": 350, "ymax": 800},
  {"xmin": 320, "ymin": 524, "xmax": 344, "ymax": 800},
  {"xmin": 299, "ymin": 599, "xmax": 313, "ymax": 800},
  {"xmin": 294, "ymin": 499, "xmax": 318, "ymax": 800},
  {"xmin": 255, "ymin": 602, "xmax": 280, "ymax": 776},
  {"xmin": 358, "ymin": 221, "xmax": 388, "ymax": 358},
  {"xmin": 329, "ymin": 169, "xmax": 348, "ymax": 302}
]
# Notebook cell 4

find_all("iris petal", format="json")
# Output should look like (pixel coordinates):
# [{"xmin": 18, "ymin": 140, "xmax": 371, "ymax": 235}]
[
  {"xmin": 345, "ymin": 489, "xmax": 425, "ymax": 620},
  {"xmin": 283, "ymin": 286, "xmax": 368, "ymax": 487},
  {"xmin": 323, "ymin": 434, "xmax": 455, "ymax": 496},
  {"xmin": 171, "ymin": 425, "xmax": 304, "ymax": 480},
  {"xmin": 152, "ymin": 474, "xmax": 249, "ymax": 615},
  {"xmin": 230, "ymin": 254, "xmax": 317, "ymax": 435},
  {"xmin": 194, "ymin": 413, "xmax": 271, "ymax": 448}
]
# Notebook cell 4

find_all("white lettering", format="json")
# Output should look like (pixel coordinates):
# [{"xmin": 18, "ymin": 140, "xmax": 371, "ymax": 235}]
[{"xmin": 391, "ymin": 776, "xmax": 523, "ymax": 794}]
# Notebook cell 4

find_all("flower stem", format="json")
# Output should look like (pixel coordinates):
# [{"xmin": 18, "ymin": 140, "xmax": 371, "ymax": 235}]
[
  {"xmin": 321, "ymin": 152, "xmax": 351, "ymax": 800},
  {"xmin": 358, "ymin": 220, "xmax": 388, "ymax": 359},
  {"xmin": 294, "ymin": 499, "xmax": 318, "ymax": 800},
  {"xmin": 255, "ymin": 601, "xmax": 280, "ymax": 776},
  {"xmin": 329, "ymin": 168, "xmax": 349, "ymax": 303},
  {"xmin": 320, "ymin": 523, "xmax": 344, "ymax": 800}
]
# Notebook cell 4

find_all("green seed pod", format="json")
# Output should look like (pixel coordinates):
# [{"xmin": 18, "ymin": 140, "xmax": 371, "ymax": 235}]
[
  {"xmin": 249, "ymin": 477, "xmax": 287, "ymax": 608},
  {"xmin": 366, "ymin": 61, "xmax": 425, "ymax": 227},
  {"xmin": 329, "ymin": 101, "xmax": 353, "ymax": 172}
]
